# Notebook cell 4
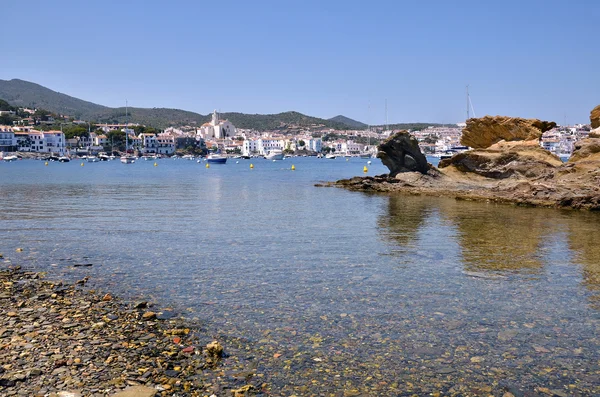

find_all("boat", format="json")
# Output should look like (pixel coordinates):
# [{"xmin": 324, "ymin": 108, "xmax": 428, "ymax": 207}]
[
  {"xmin": 120, "ymin": 101, "xmax": 135, "ymax": 164},
  {"xmin": 359, "ymin": 153, "xmax": 372, "ymax": 159},
  {"xmin": 2, "ymin": 155, "xmax": 19, "ymax": 162},
  {"xmin": 58, "ymin": 156, "xmax": 70, "ymax": 162},
  {"xmin": 265, "ymin": 150, "xmax": 284, "ymax": 161},
  {"xmin": 86, "ymin": 156, "xmax": 99, "ymax": 162},
  {"xmin": 206, "ymin": 153, "xmax": 227, "ymax": 164},
  {"xmin": 325, "ymin": 153, "xmax": 337, "ymax": 159}
]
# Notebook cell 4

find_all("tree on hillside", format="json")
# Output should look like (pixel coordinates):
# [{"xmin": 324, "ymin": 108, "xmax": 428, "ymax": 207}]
[
  {"xmin": 0, "ymin": 99, "xmax": 15, "ymax": 111},
  {"xmin": 62, "ymin": 125, "xmax": 89, "ymax": 139}
]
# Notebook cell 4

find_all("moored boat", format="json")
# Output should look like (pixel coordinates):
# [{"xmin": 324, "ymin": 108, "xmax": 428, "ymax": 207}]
[
  {"xmin": 206, "ymin": 153, "xmax": 227, "ymax": 164},
  {"xmin": 265, "ymin": 150, "xmax": 284, "ymax": 161}
]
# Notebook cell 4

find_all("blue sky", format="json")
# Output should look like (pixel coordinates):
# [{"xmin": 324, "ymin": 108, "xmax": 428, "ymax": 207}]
[{"xmin": 2, "ymin": 0, "xmax": 598, "ymax": 124}]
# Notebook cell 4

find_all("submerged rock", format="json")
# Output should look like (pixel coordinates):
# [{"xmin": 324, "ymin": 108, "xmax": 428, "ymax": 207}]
[
  {"xmin": 461, "ymin": 116, "xmax": 556, "ymax": 149},
  {"xmin": 376, "ymin": 131, "xmax": 430, "ymax": 176}
]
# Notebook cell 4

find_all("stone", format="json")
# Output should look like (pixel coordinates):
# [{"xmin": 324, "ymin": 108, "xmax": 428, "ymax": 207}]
[
  {"xmin": 461, "ymin": 115, "xmax": 556, "ymax": 149},
  {"xmin": 111, "ymin": 386, "xmax": 157, "ymax": 397},
  {"xmin": 591, "ymin": 104, "xmax": 600, "ymax": 129},
  {"xmin": 206, "ymin": 341, "xmax": 224, "ymax": 359},
  {"xmin": 231, "ymin": 384, "xmax": 255, "ymax": 397},
  {"xmin": 102, "ymin": 294, "xmax": 112, "ymax": 301},
  {"xmin": 133, "ymin": 301, "xmax": 148, "ymax": 309},
  {"xmin": 141, "ymin": 311, "xmax": 156, "ymax": 320},
  {"xmin": 376, "ymin": 131, "xmax": 430, "ymax": 176}
]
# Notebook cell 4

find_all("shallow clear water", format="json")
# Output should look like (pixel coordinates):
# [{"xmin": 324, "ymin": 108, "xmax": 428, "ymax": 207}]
[{"xmin": 1, "ymin": 157, "xmax": 600, "ymax": 395}]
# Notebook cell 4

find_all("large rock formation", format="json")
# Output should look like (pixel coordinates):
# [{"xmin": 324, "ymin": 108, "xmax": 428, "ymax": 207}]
[
  {"xmin": 461, "ymin": 116, "xmax": 556, "ymax": 149},
  {"xmin": 439, "ymin": 140, "xmax": 562, "ymax": 179},
  {"xmin": 331, "ymin": 114, "xmax": 600, "ymax": 210},
  {"xmin": 567, "ymin": 138, "xmax": 600, "ymax": 163},
  {"xmin": 377, "ymin": 131, "xmax": 429, "ymax": 176},
  {"xmin": 591, "ymin": 105, "xmax": 600, "ymax": 129}
]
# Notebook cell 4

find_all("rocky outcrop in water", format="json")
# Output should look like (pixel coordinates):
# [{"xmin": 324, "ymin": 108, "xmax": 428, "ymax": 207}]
[
  {"xmin": 591, "ymin": 105, "xmax": 600, "ymax": 129},
  {"xmin": 329, "ymin": 112, "xmax": 600, "ymax": 210},
  {"xmin": 460, "ymin": 116, "xmax": 556, "ymax": 149},
  {"xmin": 376, "ymin": 131, "xmax": 430, "ymax": 176}
]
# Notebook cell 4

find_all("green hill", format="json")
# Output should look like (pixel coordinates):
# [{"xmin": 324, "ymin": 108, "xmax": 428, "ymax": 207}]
[
  {"xmin": 0, "ymin": 79, "xmax": 350, "ymax": 130},
  {"xmin": 328, "ymin": 115, "xmax": 367, "ymax": 129}
]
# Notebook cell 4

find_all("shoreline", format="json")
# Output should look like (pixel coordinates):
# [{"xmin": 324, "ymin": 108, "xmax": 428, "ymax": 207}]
[
  {"xmin": 0, "ymin": 264, "xmax": 262, "ymax": 397},
  {"xmin": 322, "ymin": 171, "xmax": 600, "ymax": 211}
]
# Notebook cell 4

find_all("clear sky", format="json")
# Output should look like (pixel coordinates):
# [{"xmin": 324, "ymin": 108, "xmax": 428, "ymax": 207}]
[{"xmin": 2, "ymin": 0, "xmax": 598, "ymax": 125}]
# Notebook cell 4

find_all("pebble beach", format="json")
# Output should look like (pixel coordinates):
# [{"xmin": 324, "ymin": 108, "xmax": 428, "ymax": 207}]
[{"xmin": 0, "ymin": 264, "xmax": 262, "ymax": 397}]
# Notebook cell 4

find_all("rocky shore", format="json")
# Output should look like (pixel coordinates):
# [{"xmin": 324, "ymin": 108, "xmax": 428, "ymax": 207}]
[
  {"xmin": 0, "ymin": 264, "xmax": 262, "ymax": 397},
  {"xmin": 327, "ymin": 111, "xmax": 600, "ymax": 211}
]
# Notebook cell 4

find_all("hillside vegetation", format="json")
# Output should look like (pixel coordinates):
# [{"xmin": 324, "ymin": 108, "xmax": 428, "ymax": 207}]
[{"xmin": 0, "ymin": 79, "xmax": 351, "ymax": 130}]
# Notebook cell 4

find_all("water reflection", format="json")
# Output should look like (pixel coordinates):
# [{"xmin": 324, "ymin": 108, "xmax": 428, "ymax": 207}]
[
  {"xmin": 379, "ymin": 194, "xmax": 600, "ymax": 310},
  {"xmin": 564, "ymin": 215, "xmax": 600, "ymax": 309},
  {"xmin": 451, "ymin": 203, "xmax": 547, "ymax": 274}
]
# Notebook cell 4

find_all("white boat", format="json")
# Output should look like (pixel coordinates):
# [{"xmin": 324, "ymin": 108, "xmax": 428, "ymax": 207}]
[
  {"xmin": 58, "ymin": 156, "xmax": 70, "ymax": 162},
  {"xmin": 265, "ymin": 150, "xmax": 284, "ymax": 161},
  {"xmin": 86, "ymin": 156, "xmax": 99, "ymax": 162},
  {"xmin": 3, "ymin": 155, "xmax": 18, "ymax": 162},
  {"xmin": 206, "ymin": 153, "xmax": 227, "ymax": 164},
  {"xmin": 120, "ymin": 156, "xmax": 135, "ymax": 164},
  {"xmin": 325, "ymin": 153, "xmax": 337, "ymax": 159}
]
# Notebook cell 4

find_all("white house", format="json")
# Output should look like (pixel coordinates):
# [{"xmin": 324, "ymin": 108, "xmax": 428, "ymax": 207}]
[
  {"xmin": 242, "ymin": 139, "xmax": 259, "ymax": 156},
  {"xmin": 139, "ymin": 133, "xmax": 157, "ymax": 154},
  {"xmin": 0, "ymin": 126, "xmax": 16, "ymax": 151},
  {"xmin": 199, "ymin": 110, "xmax": 237, "ymax": 139},
  {"xmin": 43, "ymin": 131, "xmax": 66, "ymax": 155},
  {"xmin": 156, "ymin": 133, "xmax": 176, "ymax": 155}
]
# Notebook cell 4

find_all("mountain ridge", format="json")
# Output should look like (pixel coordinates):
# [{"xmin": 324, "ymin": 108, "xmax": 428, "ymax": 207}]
[{"xmin": 0, "ymin": 79, "xmax": 355, "ymax": 130}]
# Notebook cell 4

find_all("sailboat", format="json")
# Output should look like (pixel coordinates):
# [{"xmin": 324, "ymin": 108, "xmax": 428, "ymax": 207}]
[{"xmin": 120, "ymin": 101, "xmax": 135, "ymax": 164}]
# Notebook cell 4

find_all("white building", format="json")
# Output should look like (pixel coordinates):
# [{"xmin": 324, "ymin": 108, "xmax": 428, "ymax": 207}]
[
  {"xmin": 43, "ymin": 131, "xmax": 66, "ymax": 155},
  {"xmin": 305, "ymin": 138, "xmax": 322, "ymax": 153},
  {"xmin": 199, "ymin": 110, "xmax": 237, "ymax": 139},
  {"xmin": 242, "ymin": 139, "xmax": 260, "ymax": 156},
  {"xmin": 0, "ymin": 126, "xmax": 16, "ymax": 151},
  {"xmin": 139, "ymin": 133, "xmax": 157, "ymax": 154},
  {"xmin": 13, "ymin": 130, "xmax": 65, "ymax": 155},
  {"xmin": 156, "ymin": 133, "xmax": 176, "ymax": 155}
]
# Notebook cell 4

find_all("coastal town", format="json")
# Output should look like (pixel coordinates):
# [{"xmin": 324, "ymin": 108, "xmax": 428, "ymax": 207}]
[{"xmin": 0, "ymin": 105, "xmax": 595, "ymax": 161}]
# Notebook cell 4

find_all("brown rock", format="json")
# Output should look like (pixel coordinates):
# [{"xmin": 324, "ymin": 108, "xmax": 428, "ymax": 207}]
[
  {"xmin": 591, "ymin": 104, "xmax": 600, "ymax": 129},
  {"xmin": 567, "ymin": 137, "xmax": 600, "ymax": 162},
  {"xmin": 102, "ymin": 293, "xmax": 112, "ymax": 301},
  {"xmin": 231, "ymin": 384, "xmax": 255, "ymax": 397},
  {"xmin": 439, "ymin": 140, "xmax": 562, "ymax": 179},
  {"xmin": 206, "ymin": 340, "xmax": 224, "ymax": 359},
  {"xmin": 461, "ymin": 116, "xmax": 556, "ymax": 149},
  {"xmin": 376, "ymin": 131, "xmax": 430, "ymax": 176},
  {"xmin": 111, "ymin": 385, "xmax": 157, "ymax": 397},
  {"xmin": 141, "ymin": 311, "xmax": 156, "ymax": 320}
]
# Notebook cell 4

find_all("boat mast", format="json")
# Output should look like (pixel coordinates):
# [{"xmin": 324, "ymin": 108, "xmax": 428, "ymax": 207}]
[
  {"xmin": 466, "ymin": 85, "xmax": 469, "ymax": 120},
  {"xmin": 125, "ymin": 100, "xmax": 128, "ymax": 153}
]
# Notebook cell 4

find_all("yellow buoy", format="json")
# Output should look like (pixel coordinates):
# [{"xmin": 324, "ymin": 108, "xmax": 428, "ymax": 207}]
[
  {"xmin": 291, "ymin": 164, "xmax": 295, "ymax": 171},
  {"xmin": 363, "ymin": 166, "xmax": 368, "ymax": 173},
  {"xmin": 81, "ymin": 162, "xmax": 84, "ymax": 166},
  {"xmin": 205, "ymin": 163, "xmax": 210, "ymax": 168},
  {"xmin": 250, "ymin": 163, "xmax": 254, "ymax": 169},
  {"xmin": 154, "ymin": 162, "xmax": 158, "ymax": 167},
  {"xmin": 44, "ymin": 161, "xmax": 48, "ymax": 166}
]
